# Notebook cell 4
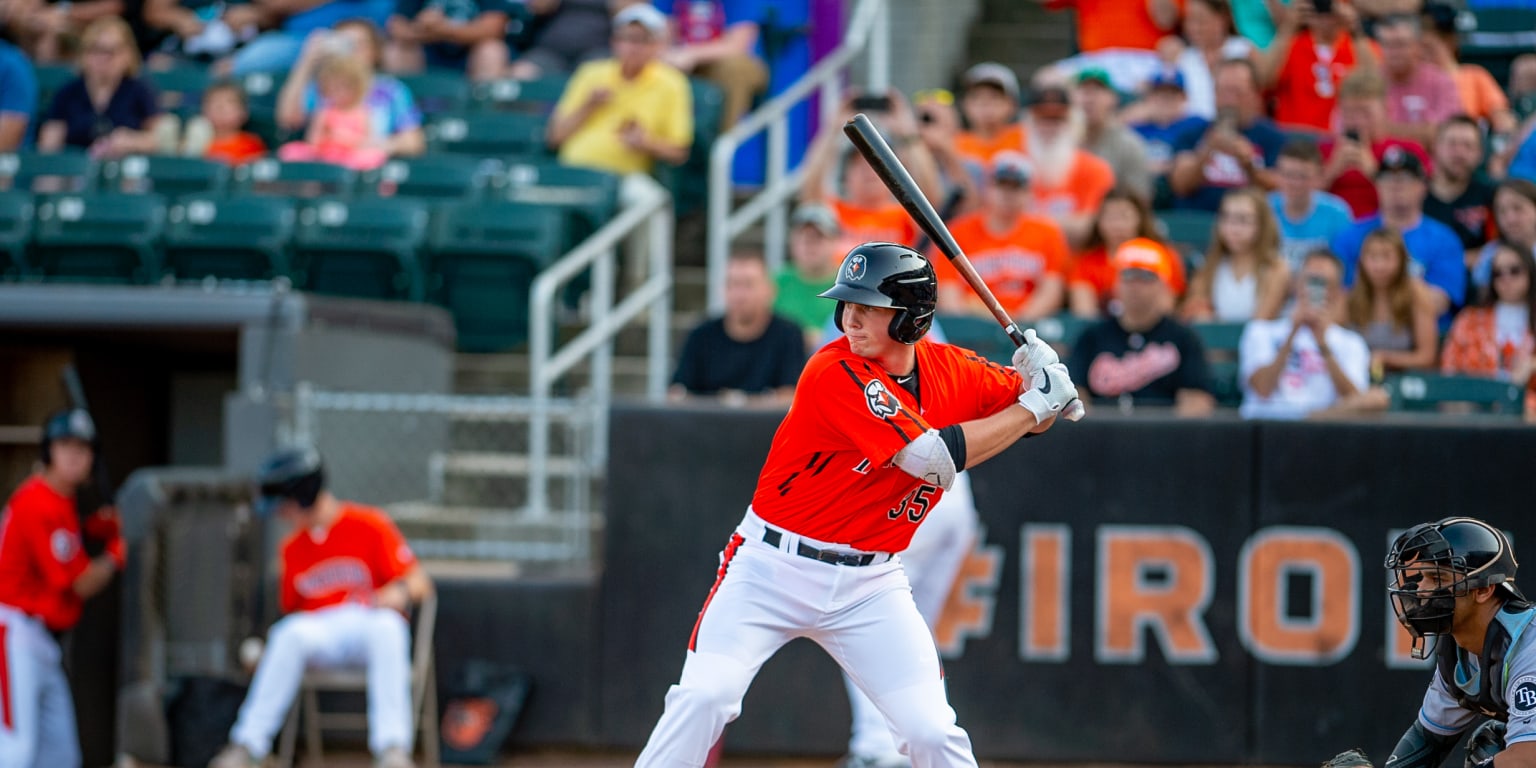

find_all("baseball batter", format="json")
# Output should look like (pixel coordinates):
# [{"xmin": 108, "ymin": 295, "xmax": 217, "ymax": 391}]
[
  {"xmin": 635, "ymin": 242, "xmax": 1081, "ymax": 768},
  {"xmin": 1382, "ymin": 517, "xmax": 1536, "ymax": 768},
  {"xmin": 0, "ymin": 409, "xmax": 126, "ymax": 768},
  {"xmin": 209, "ymin": 446, "xmax": 432, "ymax": 768}
]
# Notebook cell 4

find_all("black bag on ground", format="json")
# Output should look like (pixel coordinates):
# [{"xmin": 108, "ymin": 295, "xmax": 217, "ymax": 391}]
[
  {"xmin": 165, "ymin": 676, "xmax": 247, "ymax": 768},
  {"xmin": 439, "ymin": 660, "xmax": 532, "ymax": 765}
]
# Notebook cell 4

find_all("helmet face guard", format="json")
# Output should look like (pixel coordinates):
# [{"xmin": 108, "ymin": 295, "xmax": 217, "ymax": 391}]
[{"xmin": 1385, "ymin": 518, "xmax": 1518, "ymax": 659}]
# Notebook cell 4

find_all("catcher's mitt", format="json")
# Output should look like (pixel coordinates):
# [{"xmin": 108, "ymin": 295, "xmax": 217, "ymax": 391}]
[
  {"xmin": 1465, "ymin": 720, "xmax": 1507, "ymax": 768},
  {"xmin": 1323, "ymin": 748, "xmax": 1375, "ymax": 768}
]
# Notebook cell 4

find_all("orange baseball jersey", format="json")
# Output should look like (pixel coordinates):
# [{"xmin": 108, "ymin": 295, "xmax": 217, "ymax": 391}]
[
  {"xmin": 0, "ymin": 477, "xmax": 90, "ymax": 632},
  {"xmin": 1271, "ymin": 29, "xmax": 1372, "ymax": 132},
  {"xmin": 1030, "ymin": 151, "xmax": 1115, "ymax": 220},
  {"xmin": 831, "ymin": 198, "xmax": 919, "ymax": 254},
  {"xmin": 931, "ymin": 213, "xmax": 1069, "ymax": 314},
  {"xmin": 954, "ymin": 124, "xmax": 1026, "ymax": 167},
  {"xmin": 750, "ymin": 337, "xmax": 1022, "ymax": 553},
  {"xmin": 279, "ymin": 502, "xmax": 417, "ymax": 614}
]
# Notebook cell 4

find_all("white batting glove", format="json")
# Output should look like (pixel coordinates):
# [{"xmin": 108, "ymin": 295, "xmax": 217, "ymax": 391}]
[
  {"xmin": 1011, "ymin": 329, "xmax": 1059, "ymax": 382},
  {"xmin": 1017, "ymin": 362, "xmax": 1079, "ymax": 423}
]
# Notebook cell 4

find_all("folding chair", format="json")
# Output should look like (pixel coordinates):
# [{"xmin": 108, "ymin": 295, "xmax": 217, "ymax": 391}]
[{"xmin": 276, "ymin": 593, "xmax": 440, "ymax": 768}]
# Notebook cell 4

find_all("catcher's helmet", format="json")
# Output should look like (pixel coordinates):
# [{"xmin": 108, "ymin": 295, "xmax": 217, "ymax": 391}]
[
  {"xmin": 254, "ymin": 445, "xmax": 325, "ymax": 515},
  {"xmin": 40, "ymin": 409, "xmax": 96, "ymax": 465},
  {"xmin": 820, "ymin": 242, "xmax": 937, "ymax": 345},
  {"xmin": 1385, "ymin": 517, "xmax": 1523, "ymax": 658}
]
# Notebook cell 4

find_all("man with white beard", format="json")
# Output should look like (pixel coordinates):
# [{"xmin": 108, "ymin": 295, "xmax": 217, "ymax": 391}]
[{"xmin": 1019, "ymin": 77, "xmax": 1115, "ymax": 250}]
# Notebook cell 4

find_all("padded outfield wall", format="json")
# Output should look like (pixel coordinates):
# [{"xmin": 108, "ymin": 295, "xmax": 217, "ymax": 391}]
[{"xmin": 600, "ymin": 406, "xmax": 1532, "ymax": 764}]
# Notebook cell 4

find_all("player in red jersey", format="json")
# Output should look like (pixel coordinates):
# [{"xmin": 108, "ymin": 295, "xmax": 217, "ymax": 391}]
[
  {"xmin": 635, "ymin": 243, "xmax": 1081, "ymax": 768},
  {"xmin": 0, "ymin": 409, "xmax": 125, "ymax": 768},
  {"xmin": 209, "ymin": 446, "xmax": 432, "ymax": 768}
]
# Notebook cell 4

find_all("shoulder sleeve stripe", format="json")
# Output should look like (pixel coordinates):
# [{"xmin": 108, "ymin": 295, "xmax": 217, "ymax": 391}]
[{"xmin": 837, "ymin": 360, "xmax": 919, "ymax": 445}]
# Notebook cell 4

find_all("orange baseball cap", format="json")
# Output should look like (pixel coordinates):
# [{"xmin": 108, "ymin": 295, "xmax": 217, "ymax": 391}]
[{"xmin": 1112, "ymin": 238, "xmax": 1177, "ymax": 288}]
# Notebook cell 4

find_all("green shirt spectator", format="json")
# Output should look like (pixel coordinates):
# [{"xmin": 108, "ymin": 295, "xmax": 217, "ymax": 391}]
[{"xmin": 773, "ymin": 203, "xmax": 845, "ymax": 349}]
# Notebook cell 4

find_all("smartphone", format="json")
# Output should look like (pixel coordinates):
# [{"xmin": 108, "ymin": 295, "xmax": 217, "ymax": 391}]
[
  {"xmin": 919, "ymin": 111, "xmax": 936, "ymax": 125},
  {"xmin": 1312, "ymin": 0, "xmax": 1334, "ymax": 14},
  {"xmin": 1215, "ymin": 107, "xmax": 1239, "ymax": 134},
  {"xmin": 1304, "ymin": 274, "xmax": 1329, "ymax": 307},
  {"xmin": 851, "ymin": 94, "xmax": 894, "ymax": 112},
  {"xmin": 1344, "ymin": 129, "xmax": 1361, "ymax": 143}
]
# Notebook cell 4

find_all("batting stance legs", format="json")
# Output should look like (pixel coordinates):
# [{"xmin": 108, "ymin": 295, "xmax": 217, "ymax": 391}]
[
  {"xmin": 636, "ymin": 512, "xmax": 978, "ymax": 768},
  {"xmin": 227, "ymin": 604, "xmax": 414, "ymax": 759},
  {"xmin": 0, "ymin": 607, "xmax": 80, "ymax": 768}
]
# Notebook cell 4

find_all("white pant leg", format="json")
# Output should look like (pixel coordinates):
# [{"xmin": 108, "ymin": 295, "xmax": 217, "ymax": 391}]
[
  {"xmin": 33, "ymin": 650, "xmax": 79, "ymax": 768},
  {"xmin": 357, "ymin": 608, "xmax": 413, "ymax": 755},
  {"xmin": 229, "ymin": 610, "xmax": 342, "ymax": 757},
  {"xmin": 844, "ymin": 472, "xmax": 979, "ymax": 761},
  {"xmin": 636, "ymin": 534, "xmax": 815, "ymax": 768},
  {"xmin": 822, "ymin": 574, "xmax": 977, "ymax": 768}
]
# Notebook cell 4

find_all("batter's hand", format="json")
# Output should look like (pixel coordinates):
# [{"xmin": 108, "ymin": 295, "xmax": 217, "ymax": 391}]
[
  {"xmin": 1017, "ymin": 363, "xmax": 1079, "ymax": 423},
  {"xmin": 84, "ymin": 506, "xmax": 121, "ymax": 541},
  {"xmin": 104, "ymin": 534, "xmax": 127, "ymax": 570},
  {"xmin": 1012, "ymin": 329, "xmax": 1059, "ymax": 382}
]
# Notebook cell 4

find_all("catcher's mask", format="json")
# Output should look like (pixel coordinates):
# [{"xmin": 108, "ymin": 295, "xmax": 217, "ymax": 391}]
[{"xmin": 1385, "ymin": 517, "xmax": 1524, "ymax": 659}]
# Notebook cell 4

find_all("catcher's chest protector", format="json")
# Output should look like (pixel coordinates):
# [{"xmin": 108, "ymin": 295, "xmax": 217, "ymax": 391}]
[{"xmin": 1438, "ymin": 602, "xmax": 1536, "ymax": 720}]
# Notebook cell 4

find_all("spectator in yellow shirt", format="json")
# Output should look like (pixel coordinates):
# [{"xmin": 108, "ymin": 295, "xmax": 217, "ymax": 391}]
[{"xmin": 545, "ymin": 4, "xmax": 693, "ymax": 176}]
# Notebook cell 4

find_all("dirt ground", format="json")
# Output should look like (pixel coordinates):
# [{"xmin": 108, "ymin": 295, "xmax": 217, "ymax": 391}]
[{"xmin": 154, "ymin": 749, "xmax": 1279, "ymax": 768}]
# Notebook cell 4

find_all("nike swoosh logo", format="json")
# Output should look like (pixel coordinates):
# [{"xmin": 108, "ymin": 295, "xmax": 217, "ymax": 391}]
[{"xmin": 1039, "ymin": 374, "xmax": 1052, "ymax": 394}]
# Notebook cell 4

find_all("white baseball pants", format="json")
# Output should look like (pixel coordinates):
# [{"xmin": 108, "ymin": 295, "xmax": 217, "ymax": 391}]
[
  {"xmin": 0, "ymin": 604, "xmax": 80, "ymax": 768},
  {"xmin": 229, "ymin": 603, "xmax": 413, "ymax": 758},
  {"xmin": 635, "ymin": 510, "xmax": 978, "ymax": 768},
  {"xmin": 844, "ymin": 471, "xmax": 979, "ymax": 763}
]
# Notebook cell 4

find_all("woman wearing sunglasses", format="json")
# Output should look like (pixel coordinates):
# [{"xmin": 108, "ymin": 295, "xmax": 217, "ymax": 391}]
[{"xmin": 1441, "ymin": 239, "xmax": 1536, "ymax": 391}]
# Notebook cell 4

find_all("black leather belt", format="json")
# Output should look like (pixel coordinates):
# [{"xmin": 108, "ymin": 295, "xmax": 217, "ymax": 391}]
[{"xmin": 762, "ymin": 527, "xmax": 879, "ymax": 567}]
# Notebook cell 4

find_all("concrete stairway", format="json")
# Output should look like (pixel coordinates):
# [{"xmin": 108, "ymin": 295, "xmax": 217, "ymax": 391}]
[{"xmin": 961, "ymin": 0, "xmax": 1077, "ymax": 85}]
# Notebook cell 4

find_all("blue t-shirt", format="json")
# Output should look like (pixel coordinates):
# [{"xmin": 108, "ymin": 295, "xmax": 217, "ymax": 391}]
[
  {"xmin": 0, "ymin": 41, "xmax": 36, "ymax": 150},
  {"xmin": 1170, "ymin": 116, "xmax": 1287, "ymax": 212},
  {"xmin": 1511, "ymin": 130, "xmax": 1536, "ymax": 186},
  {"xmin": 1269, "ymin": 190, "xmax": 1356, "ymax": 272},
  {"xmin": 1132, "ymin": 115, "xmax": 1206, "ymax": 171},
  {"xmin": 45, "ymin": 77, "xmax": 161, "ymax": 150},
  {"xmin": 1330, "ymin": 214, "xmax": 1467, "ymax": 323}
]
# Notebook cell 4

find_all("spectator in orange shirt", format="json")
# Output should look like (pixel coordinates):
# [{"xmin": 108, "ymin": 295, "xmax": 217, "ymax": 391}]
[
  {"xmin": 1040, "ymin": 0, "xmax": 1182, "ymax": 94},
  {"xmin": 1374, "ymin": 14, "xmax": 1460, "ymax": 148},
  {"xmin": 1420, "ymin": 3, "xmax": 1516, "ymax": 138},
  {"xmin": 1020, "ymin": 78, "xmax": 1116, "ymax": 248},
  {"xmin": 1259, "ymin": 0, "xmax": 1377, "ymax": 133},
  {"xmin": 948, "ymin": 63, "xmax": 1025, "ymax": 168},
  {"xmin": 931, "ymin": 152, "xmax": 1069, "ymax": 321},
  {"xmin": 181, "ymin": 79, "xmax": 267, "ymax": 164},
  {"xmin": 1069, "ymin": 188, "xmax": 1175, "ymax": 316},
  {"xmin": 800, "ymin": 92, "xmax": 939, "ymax": 251}
]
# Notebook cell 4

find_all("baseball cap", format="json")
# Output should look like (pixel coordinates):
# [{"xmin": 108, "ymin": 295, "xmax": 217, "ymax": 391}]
[
  {"xmin": 1113, "ymin": 238, "xmax": 1178, "ymax": 288},
  {"xmin": 1076, "ymin": 67, "xmax": 1114, "ymax": 90},
  {"xmin": 1148, "ymin": 69, "xmax": 1186, "ymax": 92},
  {"xmin": 791, "ymin": 202, "xmax": 841, "ymax": 236},
  {"xmin": 1377, "ymin": 144, "xmax": 1426, "ymax": 180},
  {"xmin": 613, "ymin": 4, "xmax": 668, "ymax": 35},
  {"xmin": 962, "ymin": 62, "xmax": 1020, "ymax": 101},
  {"xmin": 991, "ymin": 151, "xmax": 1032, "ymax": 186},
  {"xmin": 1027, "ymin": 84, "xmax": 1072, "ymax": 117}
]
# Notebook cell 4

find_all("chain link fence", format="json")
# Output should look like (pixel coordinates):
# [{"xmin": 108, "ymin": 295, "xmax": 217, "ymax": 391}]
[{"xmin": 287, "ymin": 385, "xmax": 602, "ymax": 563}]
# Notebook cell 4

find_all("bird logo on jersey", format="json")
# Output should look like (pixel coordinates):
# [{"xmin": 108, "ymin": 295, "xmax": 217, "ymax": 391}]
[
  {"xmin": 846, "ymin": 253, "xmax": 867, "ymax": 281},
  {"xmin": 864, "ymin": 379, "xmax": 898, "ymax": 418}
]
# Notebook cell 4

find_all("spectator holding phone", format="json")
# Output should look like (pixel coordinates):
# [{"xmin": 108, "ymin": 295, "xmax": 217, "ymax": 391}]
[
  {"xmin": 1167, "ymin": 58, "xmax": 1286, "ymax": 211},
  {"xmin": 276, "ymin": 19, "xmax": 426, "ymax": 159},
  {"xmin": 1258, "ymin": 0, "xmax": 1375, "ymax": 133},
  {"xmin": 1239, "ymin": 248, "xmax": 1370, "ymax": 419},
  {"xmin": 1330, "ymin": 146, "xmax": 1465, "ymax": 324},
  {"xmin": 1321, "ymin": 68, "xmax": 1427, "ymax": 218}
]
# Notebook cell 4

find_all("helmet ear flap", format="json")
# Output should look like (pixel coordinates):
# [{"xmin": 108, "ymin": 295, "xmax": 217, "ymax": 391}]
[
  {"xmin": 888, "ymin": 310, "xmax": 912, "ymax": 345},
  {"xmin": 833, "ymin": 301, "xmax": 846, "ymax": 333}
]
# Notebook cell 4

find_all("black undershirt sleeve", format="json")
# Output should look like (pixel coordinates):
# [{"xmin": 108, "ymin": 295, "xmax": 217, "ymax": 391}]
[{"xmin": 938, "ymin": 424, "xmax": 967, "ymax": 472}]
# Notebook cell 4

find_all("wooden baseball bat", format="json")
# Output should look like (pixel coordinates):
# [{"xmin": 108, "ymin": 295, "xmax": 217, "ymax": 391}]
[{"xmin": 841, "ymin": 113, "xmax": 1084, "ymax": 421}]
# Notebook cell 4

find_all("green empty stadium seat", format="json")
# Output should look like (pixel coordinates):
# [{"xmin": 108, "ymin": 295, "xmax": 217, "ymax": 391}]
[
  {"xmin": 1191, "ymin": 321, "xmax": 1246, "ymax": 353},
  {"xmin": 501, "ymin": 160, "xmax": 620, "ymax": 246},
  {"xmin": 1208, "ymin": 359, "xmax": 1244, "ymax": 407},
  {"xmin": 1461, "ymin": 8, "xmax": 1536, "ymax": 86},
  {"xmin": 1385, "ymin": 373, "xmax": 1525, "ymax": 414},
  {"xmin": 469, "ymin": 76, "xmax": 570, "ymax": 113},
  {"xmin": 933, "ymin": 314, "xmax": 1015, "ymax": 365},
  {"xmin": 100, "ymin": 155, "xmax": 229, "ymax": 197},
  {"xmin": 425, "ymin": 201, "xmax": 568, "ymax": 351},
  {"xmin": 33, "ymin": 65, "xmax": 74, "ymax": 115},
  {"xmin": 233, "ymin": 159, "xmax": 357, "ymax": 199},
  {"xmin": 1030, "ymin": 313, "xmax": 1094, "ymax": 348},
  {"xmin": 146, "ymin": 65, "xmax": 211, "ymax": 115},
  {"xmin": 659, "ymin": 78, "xmax": 725, "ymax": 217},
  {"xmin": 0, "ymin": 191, "xmax": 33, "ymax": 278},
  {"xmin": 1157, "ymin": 210, "xmax": 1217, "ymax": 263},
  {"xmin": 238, "ymin": 70, "xmax": 293, "ymax": 147},
  {"xmin": 29, "ymin": 193, "xmax": 166, "ymax": 283},
  {"xmin": 425, "ymin": 111, "xmax": 548, "ymax": 157},
  {"xmin": 0, "ymin": 152, "xmax": 96, "ymax": 194},
  {"xmin": 398, "ymin": 70, "xmax": 472, "ymax": 115},
  {"xmin": 293, "ymin": 197, "xmax": 429, "ymax": 300},
  {"xmin": 361, "ymin": 155, "xmax": 495, "ymax": 200},
  {"xmin": 163, "ymin": 194, "xmax": 295, "ymax": 280}
]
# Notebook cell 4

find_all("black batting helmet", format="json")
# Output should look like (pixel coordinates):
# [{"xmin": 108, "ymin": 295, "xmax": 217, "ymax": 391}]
[
  {"xmin": 1386, "ymin": 517, "xmax": 1524, "ymax": 658},
  {"xmin": 40, "ymin": 409, "xmax": 96, "ymax": 465},
  {"xmin": 820, "ymin": 242, "xmax": 937, "ymax": 345},
  {"xmin": 254, "ymin": 445, "xmax": 325, "ymax": 515}
]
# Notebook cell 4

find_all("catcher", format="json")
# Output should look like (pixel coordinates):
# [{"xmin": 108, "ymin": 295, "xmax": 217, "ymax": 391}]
[{"xmin": 1376, "ymin": 517, "xmax": 1535, "ymax": 768}]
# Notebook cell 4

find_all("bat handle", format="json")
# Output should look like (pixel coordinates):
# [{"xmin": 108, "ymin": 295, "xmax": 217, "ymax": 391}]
[
  {"xmin": 1003, "ymin": 324, "xmax": 1025, "ymax": 348},
  {"xmin": 1063, "ymin": 400, "xmax": 1086, "ymax": 422}
]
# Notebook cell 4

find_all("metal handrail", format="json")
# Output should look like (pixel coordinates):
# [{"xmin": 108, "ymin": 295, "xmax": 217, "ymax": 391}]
[
  {"xmin": 705, "ymin": 0, "xmax": 890, "ymax": 313},
  {"xmin": 528, "ymin": 173, "xmax": 673, "ymax": 518}
]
